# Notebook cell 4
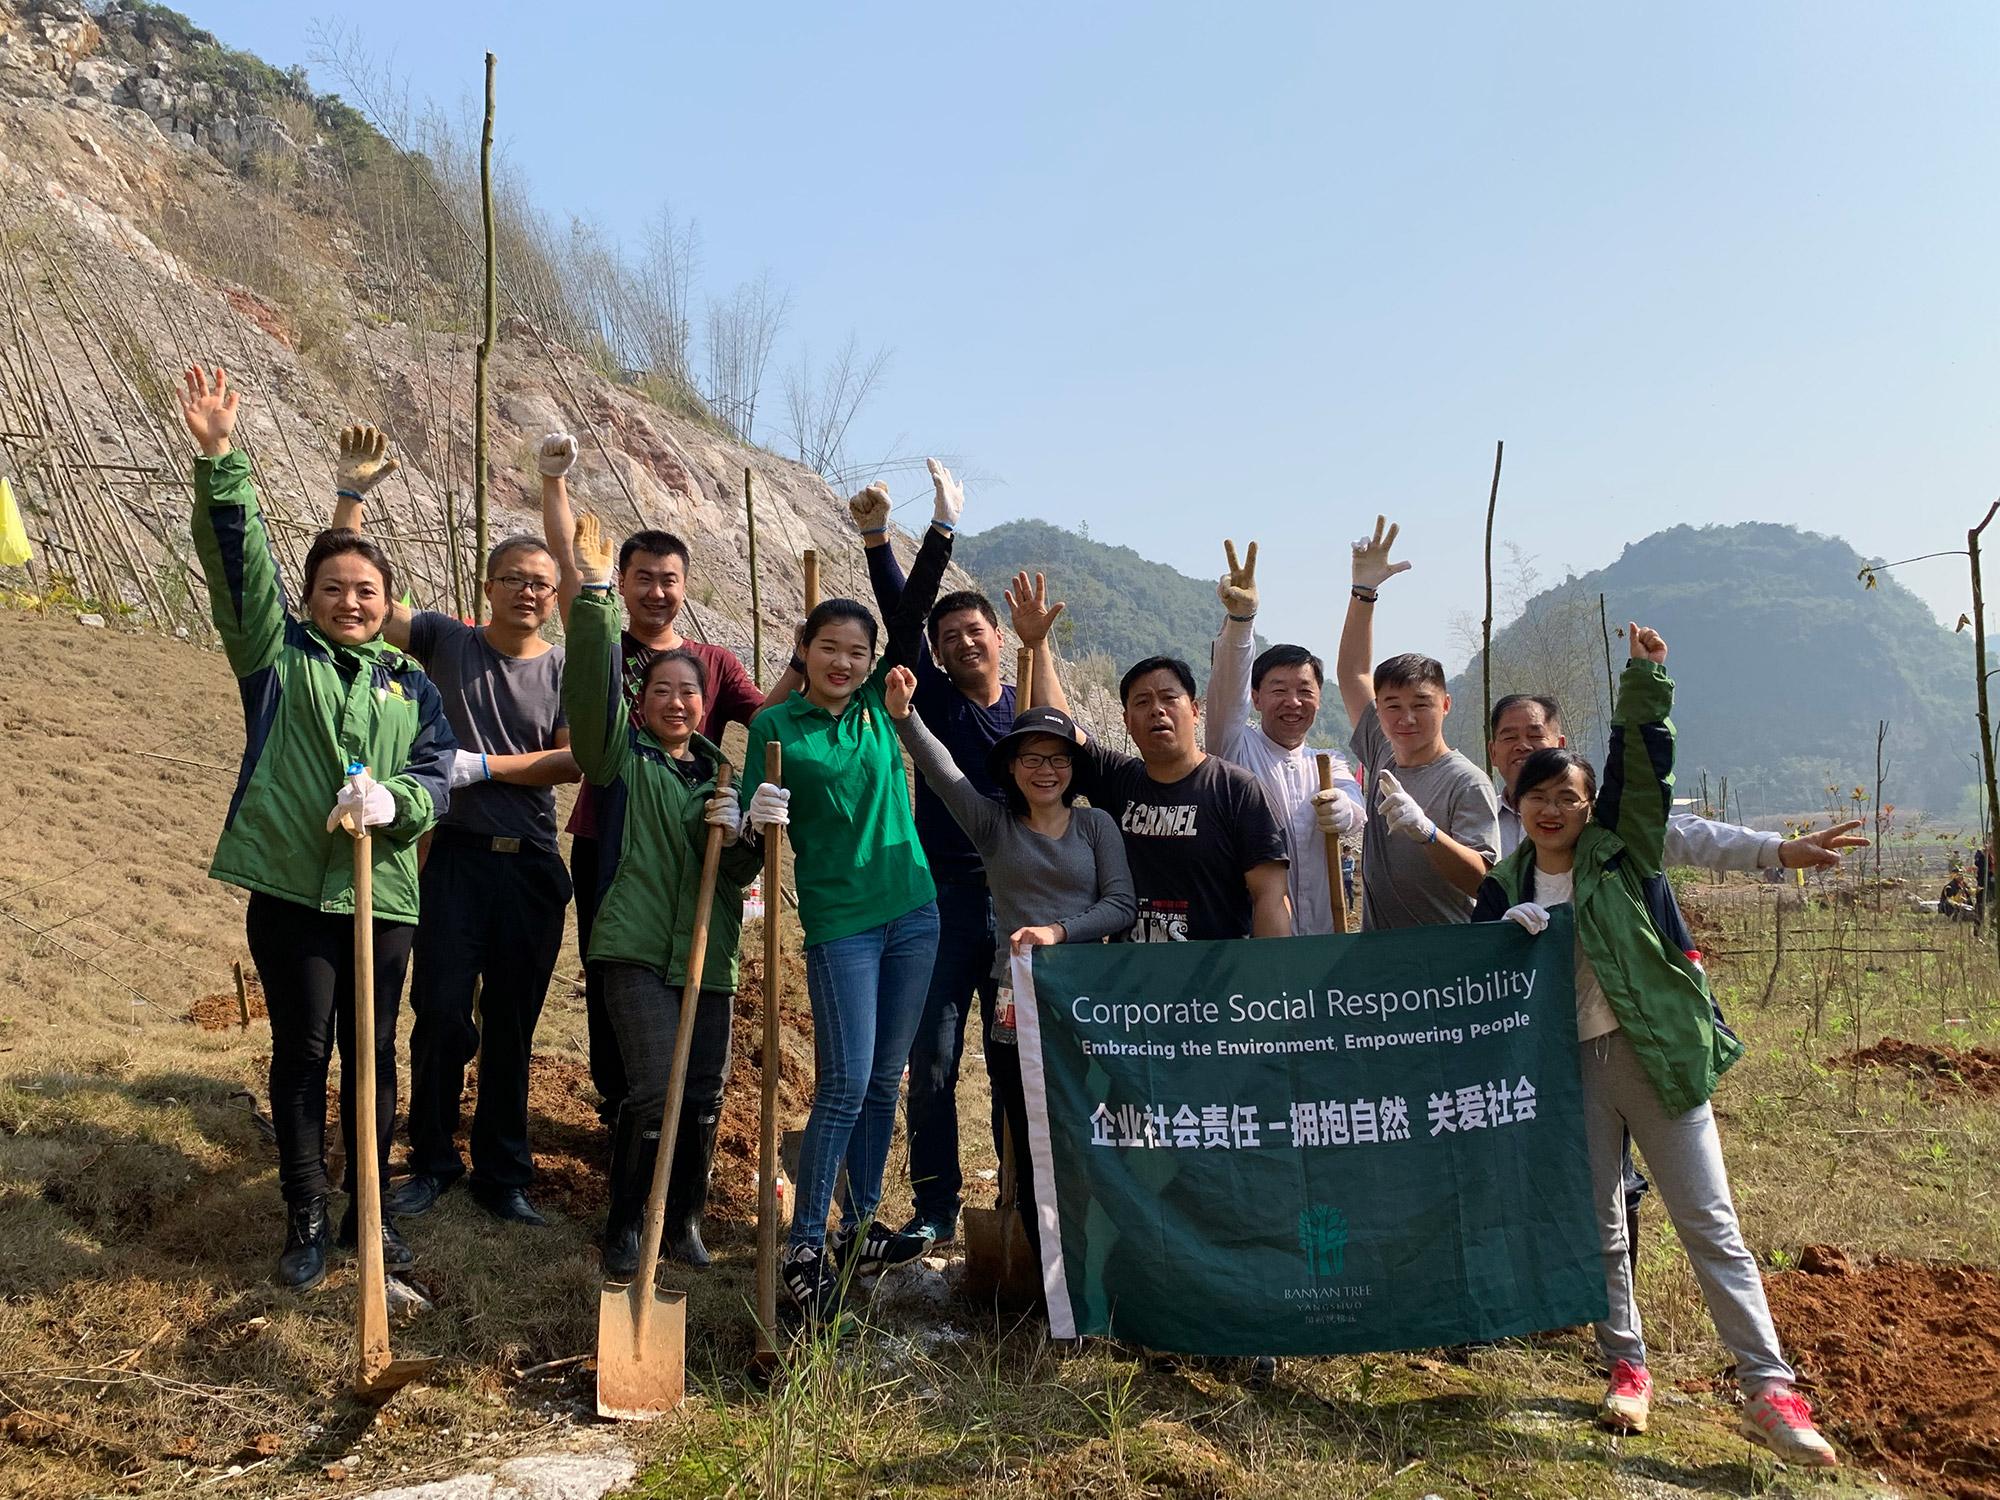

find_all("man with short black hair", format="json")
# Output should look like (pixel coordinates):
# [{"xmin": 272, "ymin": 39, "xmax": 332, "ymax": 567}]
[
  {"xmin": 331, "ymin": 429, "xmax": 581, "ymax": 1228},
  {"xmin": 1335, "ymin": 516, "xmax": 1500, "ymax": 929},
  {"xmin": 1205, "ymin": 539, "xmax": 1365, "ymax": 934}
]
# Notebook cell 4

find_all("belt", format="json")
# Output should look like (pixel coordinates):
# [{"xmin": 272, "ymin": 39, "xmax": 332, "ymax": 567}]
[{"xmin": 433, "ymin": 826, "xmax": 548, "ymax": 855}]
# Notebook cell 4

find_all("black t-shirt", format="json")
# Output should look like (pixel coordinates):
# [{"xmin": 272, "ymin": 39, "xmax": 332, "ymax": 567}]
[{"xmin": 1072, "ymin": 743, "xmax": 1288, "ymax": 941}]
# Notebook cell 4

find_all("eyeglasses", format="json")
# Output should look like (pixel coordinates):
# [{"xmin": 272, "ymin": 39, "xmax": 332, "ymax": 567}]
[
  {"xmin": 1520, "ymin": 793, "xmax": 1591, "ymax": 813},
  {"xmin": 1016, "ymin": 752, "xmax": 1072, "ymax": 770},
  {"xmin": 492, "ymin": 574, "xmax": 557, "ymax": 597}
]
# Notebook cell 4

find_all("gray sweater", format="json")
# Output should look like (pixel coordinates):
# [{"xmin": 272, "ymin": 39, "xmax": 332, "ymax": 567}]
[{"xmin": 894, "ymin": 708, "xmax": 1137, "ymax": 978}]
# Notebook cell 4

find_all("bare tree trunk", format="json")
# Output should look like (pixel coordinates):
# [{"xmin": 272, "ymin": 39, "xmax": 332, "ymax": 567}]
[
  {"xmin": 471, "ymin": 52, "xmax": 497, "ymax": 624},
  {"xmin": 1481, "ymin": 439, "xmax": 1503, "ymax": 769},
  {"xmin": 1969, "ymin": 500, "xmax": 2000, "ymax": 965}
]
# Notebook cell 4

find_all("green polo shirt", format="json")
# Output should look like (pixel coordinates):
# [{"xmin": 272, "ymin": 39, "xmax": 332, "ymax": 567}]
[{"xmin": 742, "ymin": 660, "xmax": 935, "ymax": 947}]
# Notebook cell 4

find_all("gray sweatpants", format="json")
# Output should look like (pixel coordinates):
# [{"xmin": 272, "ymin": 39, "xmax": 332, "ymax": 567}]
[{"xmin": 1581, "ymin": 1032, "xmax": 1793, "ymax": 1392}]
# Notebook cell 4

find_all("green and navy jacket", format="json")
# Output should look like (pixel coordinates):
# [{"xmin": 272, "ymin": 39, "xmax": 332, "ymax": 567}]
[
  {"xmin": 566, "ymin": 588, "xmax": 760, "ymax": 990},
  {"xmin": 192, "ymin": 450, "xmax": 453, "ymax": 925},
  {"xmin": 1473, "ymin": 658, "xmax": 1742, "ymax": 1114}
]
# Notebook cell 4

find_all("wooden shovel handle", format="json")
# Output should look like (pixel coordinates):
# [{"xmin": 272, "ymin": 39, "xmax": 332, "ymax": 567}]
[
  {"xmin": 346, "ymin": 765, "xmax": 392, "ymax": 1384},
  {"xmin": 1318, "ymin": 754, "xmax": 1350, "ymax": 934},
  {"xmin": 803, "ymin": 550, "xmax": 819, "ymax": 613},
  {"xmin": 755, "ymin": 742, "xmax": 783, "ymax": 1357},
  {"xmin": 632, "ymin": 764, "xmax": 734, "ymax": 1340},
  {"xmin": 1016, "ymin": 647, "xmax": 1035, "ymax": 715}
]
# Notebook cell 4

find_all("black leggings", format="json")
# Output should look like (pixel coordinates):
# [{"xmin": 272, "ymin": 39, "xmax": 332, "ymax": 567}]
[
  {"xmin": 597, "ymin": 962, "xmax": 733, "ymax": 1132},
  {"xmin": 245, "ymin": 893, "xmax": 414, "ymax": 1205}
]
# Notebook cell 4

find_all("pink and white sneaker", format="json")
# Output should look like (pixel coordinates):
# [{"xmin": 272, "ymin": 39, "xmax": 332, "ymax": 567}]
[
  {"xmin": 1599, "ymin": 1358, "xmax": 1653, "ymax": 1433},
  {"xmin": 1740, "ymin": 1385, "xmax": 1839, "ymax": 1467}
]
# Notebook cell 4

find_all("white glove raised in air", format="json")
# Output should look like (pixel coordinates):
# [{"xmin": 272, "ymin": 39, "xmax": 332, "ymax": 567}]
[
  {"xmin": 449, "ymin": 749, "xmax": 490, "ymax": 789},
  {"xmin": 1501, "ymin": 902, "xmax": 1550, "ymax": 934},
  {"xmin": 747, "ymin": 781, "xmax": 791, "ymax": 831},
  {"xmin": 1374, "ymin": 770, "xmax": 1437, "ymax": 844},
  {"xmin": 326, "ymin": 769, "xmax": 396, "ymax": 835},
  {"xmin": 927, "ymin": 457, "xmax": 964, "ymax": 527},
  {"xmin": 705, "ymin": 788, "xmax": 743, "ymax": 846},
  {"xmin": 537, "ymin": 431, "xmax": 578, "ymax": 478},
  {"xmin": 1312, "ymin": 787, "xmax": 1363, "ymax": 836}
]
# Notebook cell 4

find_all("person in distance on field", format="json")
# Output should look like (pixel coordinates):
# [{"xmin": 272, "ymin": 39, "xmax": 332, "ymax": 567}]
[
  {"xmin": 1474, "ymin": 623, "xmax": 1838, "ymax": 1469},
  {"xmin": 1334, "ymin": 516, "xmax": 1501, "ymax": 928},
  {"xmin": 563, "ymin": 515, "xmax": 760, "ymax": 1281},
  {"xmin": 181, "ymin": 368, "xmax": 454, "ymax": 1289},
  {"xmin": 329, "ymin": 429, "xmax": 581, "ymax": 1233},
  {"xmin": 1204, "ymin": 538, "xmax": 1365, "ymax": 934}
]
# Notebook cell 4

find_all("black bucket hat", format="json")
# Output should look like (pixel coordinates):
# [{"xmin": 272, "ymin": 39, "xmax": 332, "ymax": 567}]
[{"xmin": 985, "ymin": 705, "xmax": 1083, "ymax": 785}]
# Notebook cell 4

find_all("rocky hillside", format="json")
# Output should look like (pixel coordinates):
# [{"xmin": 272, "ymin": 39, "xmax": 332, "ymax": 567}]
[{"xmin": 0, "ymin": 0, "xmax": 1079, "ymax": 709}]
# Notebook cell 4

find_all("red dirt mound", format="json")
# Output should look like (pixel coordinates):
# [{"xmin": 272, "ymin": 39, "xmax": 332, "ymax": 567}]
[
  {"xmin": 186, "ymin": 974, "xmax": 266, "ymax": 1030},
  {"xmin": 1765, "ymin": 1252, "xmax": 2000, "ymax": 1500},
  {"xmin": 712, "ymin": 945, "xmax": 816, "ymax": 1224},
  {"xmin": 1837, "ymin": 1038, "xmax": 2000, "ymax": 1097}
]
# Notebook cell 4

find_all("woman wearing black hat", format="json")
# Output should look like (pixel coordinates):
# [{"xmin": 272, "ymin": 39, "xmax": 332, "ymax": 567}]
[{"xmin": 881, "ymin": 666, "xmax": 1137, "ymax": 1251}]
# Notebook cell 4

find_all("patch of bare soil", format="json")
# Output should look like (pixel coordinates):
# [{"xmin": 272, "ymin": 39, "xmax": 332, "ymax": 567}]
[
  {"xmin": 187, "ymin": 972, "xmax": 265, "ymax": 1030},
  {"xmin": 1837, "ymin": 1037, "xmax": 2000, "ymax": 1097},
  {"xmin": 713, "ymin": 945, "xmax": 815, "ymax": 1224},
  {"xmin": 1766, "ymin": 1249, "xmax": 2000, "ymax": 1500}
]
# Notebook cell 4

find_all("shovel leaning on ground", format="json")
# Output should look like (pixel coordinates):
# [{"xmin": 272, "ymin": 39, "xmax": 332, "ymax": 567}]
[
  {"xmin": 962, "ymin": 649, "xmax": 1043, "ymax": 1308},
  {"xmin": 596, "ymin": 765, "xmax": 734, "ymax": 1420},
  {"xmin": 341, "ymin": 765, "xmax": 439, "ymax": 1403}
]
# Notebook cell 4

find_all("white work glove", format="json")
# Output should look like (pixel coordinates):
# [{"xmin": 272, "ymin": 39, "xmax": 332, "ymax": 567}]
[
  {"xmin": 336, "ymin": 425, "xmax": 399, "ymax": 497},
  {"xmin": 1217, "ymin": 539, "xmax": 1258, "ymax": 619},
  {"xmin": 927, "ymin": 457, "xmax": 963, "ymax": 528},
  {"xmin": 849, "ymin": 483, "xmax": 891, "ymax": 536},
  {"xmin": 1351, "ymin": 514, "xmax": 1411, "ymax": 590},
  {"xmin": 705, "ymin": 788, "xmax": 743, "ymax": 846},
  {"xmin": 537, "ymin": 431, "xmax": 578, "ymax": 478},
  {"xmin": 326, "ymin": 770, "xmax": 396, "ymax": 835},
  {"xmin": 449, "ymin": 749, "xmax": 490, "ymax": 789},
  {"xmin": 1313, "ymin": 787, "xmax": 1363, "ymax": 836},
  {"xmin": 1502, "ymin": 902, "xmax": 1550, "ymax": 934},
  {"xmin": 1374, "ymin": 770, "xmax": 1437, "ymax": 844},
  {"xmin": 748, "ymin": 782, "xmax": 791, "ymax": 831}
]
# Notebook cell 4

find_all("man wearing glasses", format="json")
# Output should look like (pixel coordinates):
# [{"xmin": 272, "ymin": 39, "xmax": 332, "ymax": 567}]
[{"xmin": 331, "ymin": 430, "xmax": 581, "ymax": 1230}]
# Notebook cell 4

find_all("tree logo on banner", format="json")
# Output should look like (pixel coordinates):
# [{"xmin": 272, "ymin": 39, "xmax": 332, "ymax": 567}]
[{"xmin": 1298, "ymin": 1203, "xmax": 1349, "ymax": 1279}]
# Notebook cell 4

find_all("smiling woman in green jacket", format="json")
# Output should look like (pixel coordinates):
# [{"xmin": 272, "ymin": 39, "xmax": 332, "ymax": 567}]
[
  {"xmin": 564, "ymin": 517, "xmax": 760, "ymax": 1281},
  {"xmin": 1474, "ymin": 624, "xmax": 1836, "ymax": 1469},
  {"xmin": 182, "ymin": 368, "xmax": 454, "ymax": 1294}
]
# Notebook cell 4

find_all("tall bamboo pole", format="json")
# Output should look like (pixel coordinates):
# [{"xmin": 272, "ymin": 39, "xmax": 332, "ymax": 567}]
[
  {"xmin": 744, "ymin": 466, "xmax": 763, "ymax": 686},
  {"xmin": 471, "ymin": 52, "xmax": 497, "ymax": 624},
  {"xmin": 1598, "ymin": 592, "xmax": 1615, "ymax": 719},
  {"xmin": 1968, "ymin": 501, "xmax": 2000, "ymax": 965},
  {"xmin": 1480, "ymin": 440, "xmax": 1504, "ymax": 770}
]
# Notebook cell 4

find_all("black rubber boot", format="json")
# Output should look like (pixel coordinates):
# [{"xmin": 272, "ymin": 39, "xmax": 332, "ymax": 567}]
[
  {"xmin": 601, "ymin": 1109, "xmax": 658, "ymax": 1283},
  {"xmin": 663, "ymin": 1114, "xmax": 719, "ymax": 1270},
  {"xmin": 278, "ymin": 1196, "xmax": 331, "ymax": 1290}
]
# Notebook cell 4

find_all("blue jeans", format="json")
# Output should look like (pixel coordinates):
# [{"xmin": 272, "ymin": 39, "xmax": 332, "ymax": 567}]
[
  {"xmin": 791, "ymin": 902, "xmax": 941, "ymax": 1250},
  {"xmin": 903, "ymin": 881, "xmax": 1000, "ymax": 1224}
]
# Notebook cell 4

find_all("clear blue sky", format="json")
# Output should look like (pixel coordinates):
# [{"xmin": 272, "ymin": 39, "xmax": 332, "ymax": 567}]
[{"xmin": 197, "ymin": 1, "xmax": 2000, "ymax": 664}]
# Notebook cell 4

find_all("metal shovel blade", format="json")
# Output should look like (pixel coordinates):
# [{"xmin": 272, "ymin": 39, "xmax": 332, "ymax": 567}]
[
  {"xmin": 353, "ymin": 1353, "xmax": 440, "ymax": 1405},
  {"xmin": 595, "ymin": 1281, "xmax": 687, "ymax": 1421}
]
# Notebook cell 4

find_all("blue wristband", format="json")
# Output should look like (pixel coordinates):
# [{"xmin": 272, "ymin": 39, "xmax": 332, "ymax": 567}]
[
  {"xmin": 862, "ymin": 527, "xmax": 888, "ymax": 537},
  {"xmin": 481, "ymin": 752, "xmax": 490, "ymax": 783},
  {"xmin": 336, "ymin": 489, "xmax": 363, "ymax": 502},
  {"xmin": 931, "ymin": 519, "xmax": 955, "ymax": 534}
]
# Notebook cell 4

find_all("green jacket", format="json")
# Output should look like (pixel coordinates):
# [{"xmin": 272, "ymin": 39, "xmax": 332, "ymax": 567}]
[
  {"xmin": 1475, "ymin": 659, "xmax": 1742, "ymax": 1115},
  {"xmin": 192, "ymin": 451, "xmax": 452, "ymax": 924},
  {"xmin": 566, "ymin": 589, "xmax": 759, "ymax": 988}
]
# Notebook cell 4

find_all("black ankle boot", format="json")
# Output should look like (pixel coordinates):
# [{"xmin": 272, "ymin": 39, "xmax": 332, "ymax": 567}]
[
  {"xmin": 601, "ymin": 1109, "xmax": 659, "ymax": 1283},
  {"xmin": 278, "ymin": 1196, "xmax": 330, "ymax": 1290},
  {"xmin": 335, "ymin": 1199, "xmax": 416, "ymax": 1268},
  {"xmin": 663, "ymin": 1114, "xmax": 720, "ymax": 1269}
]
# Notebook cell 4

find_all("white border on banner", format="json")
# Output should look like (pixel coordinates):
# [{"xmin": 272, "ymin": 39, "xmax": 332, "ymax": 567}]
[{"xmin": 1011, "ymin": 948, "xmax": 1077, "ymax": 1337}]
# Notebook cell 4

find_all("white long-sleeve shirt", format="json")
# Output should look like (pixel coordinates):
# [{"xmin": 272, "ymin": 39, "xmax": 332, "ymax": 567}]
[
  {"xmin": 1498, "ymin": 796, "xmax": 1783, "ymax": 869},
  {"xmin": 1204, "ymin": 616, "xmax": 1365, "ymax": 935}
]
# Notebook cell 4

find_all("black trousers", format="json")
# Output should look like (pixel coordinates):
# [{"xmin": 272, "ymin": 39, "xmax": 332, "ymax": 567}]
[
  {"xmin": 571, "ymin": 834, "xmax": 628, "ymax": 1117},
  {"xmin": 245, "ymin": 893, "xmax": 415, "ymax": 1206},
  {"xmin": 406, "ymin": 832, "xmax": 571, "ymax": 1187},
  {"xmin": 598, "ymin": 963, "xmax": 734, "ymax": 1131}
]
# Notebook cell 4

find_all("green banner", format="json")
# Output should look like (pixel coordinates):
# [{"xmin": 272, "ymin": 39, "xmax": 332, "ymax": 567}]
[{"xmin": 1014, "ymin": 910, "xmax": 1604, "ymax": 1355}]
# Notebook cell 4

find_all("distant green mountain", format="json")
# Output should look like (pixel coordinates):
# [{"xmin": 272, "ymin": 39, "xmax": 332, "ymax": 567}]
[
  {"xmin": 1444, "ymin": 522, "xmax": 1976, "ymax": 816},
  {"xmin": 955, "ymin": 519, "xmax": 1352, "ymax": 743}
]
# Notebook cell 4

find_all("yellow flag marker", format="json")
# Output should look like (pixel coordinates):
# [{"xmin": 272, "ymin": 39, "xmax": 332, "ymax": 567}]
[{"xmin": 0, "ymin": 478, "xmax": 29, "ymax": 567}]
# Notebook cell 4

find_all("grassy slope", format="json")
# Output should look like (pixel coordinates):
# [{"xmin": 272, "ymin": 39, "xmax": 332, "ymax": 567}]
[{"xmin": 1, "ymin": 608, "xmax": 1991, "ymax": 1498}]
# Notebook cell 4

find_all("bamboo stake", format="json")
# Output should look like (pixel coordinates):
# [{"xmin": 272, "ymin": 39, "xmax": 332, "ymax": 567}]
[
  {"xmin": 1967, "ymin": 500, "xmax": 2000, "ymax": 967},
  {"xmin": 1598, "ymin": 592, "xmax": 1615, "ymax": 718},
  {"xmin": 472, "ymin": 52, "xmax": 498, "ymax": 625},
  {"xmin": 745, "ymin": 466, "xmax": 763, "ymax": 686},
  {"xmin": 1480, "ymin": 439, "xmax": 1503, "ymax": 771}
]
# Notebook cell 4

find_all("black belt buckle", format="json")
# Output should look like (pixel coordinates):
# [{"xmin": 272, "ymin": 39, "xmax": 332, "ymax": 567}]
[{"xmin": 491, "ymin": 836, "xmax": 522, "ymax": 854}]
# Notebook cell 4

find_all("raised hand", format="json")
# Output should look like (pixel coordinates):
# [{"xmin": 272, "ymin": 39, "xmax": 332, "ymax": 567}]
[
  {"xmin": 927, "ymin": 458, "xmax": 964, "ymax": 528},
  {"xmin": 1374, "ymin": 770, "xmax": 1437, "ymax": 844},
  {"xmin": 849, "ymin": 483, "xmax": 892, "ymax": 535},
  {"xmin": 574, "ymin": 513, "xmax": 614, "ymax": 587},
  {"xmin": 1627, "ymin": 622, "xmax": 1668, "ymax": 663},
  {"xmin": 336, "ymin": 424, "xmax": 399, "ymax": 497},
  {"xmin": 883, "ymin": 664, "xmax": 918, "ymax": 719},
  {"xmin": 1779, "ymin": 818, "xmax": 1869, "ymax": 870},
  {"xmin": 538, "ymin": 432, "xmax": 578, "ymax": 478},
  {"xmin": 1005, "ymin": 569, "xmax": 1066, "ymax": 646},
  {"xmin": 1351, "ymin": 515, "xmax": 1410, "ymax": 591},
  {"xmin": 1218, "ymin": 539, "xmax": 1259, "ymax": 619},
  {"xmin": 178, "ymin": 366, "xmax": 239, "ymax": 457}
]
